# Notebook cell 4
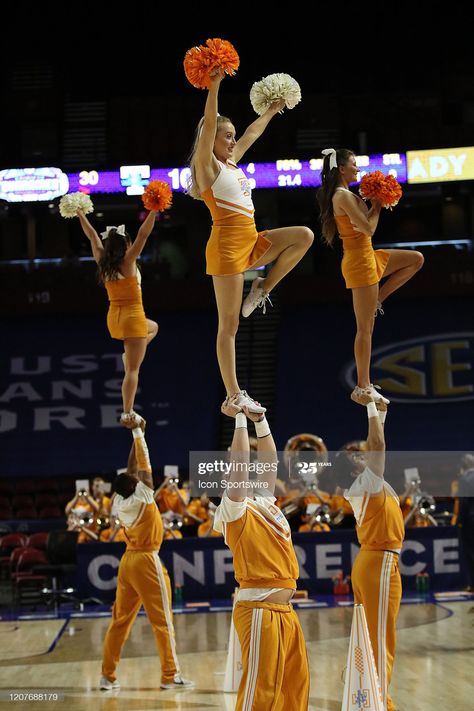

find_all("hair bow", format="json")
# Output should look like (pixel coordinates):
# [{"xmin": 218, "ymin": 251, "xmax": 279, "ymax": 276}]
[
  {"xmin": 100, "ymin": 225, "xmax": 126, "ymax": 240},
  {"xmin": 322, "ymin": 148, "xmax": 338, "ymax": 171}
]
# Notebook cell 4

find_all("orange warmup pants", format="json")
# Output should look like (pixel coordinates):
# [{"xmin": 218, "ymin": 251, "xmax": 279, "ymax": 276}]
[
  {"xmin": 102, "ymin": 551, "xmax": 179, "ymax": 684},
  {"xmin": 233, "ymin": 600, "xmax": 310, "ymax": 711},
  {"xmin": 352, "ymin": 550, "xmax": 402, "ymax": 711}
]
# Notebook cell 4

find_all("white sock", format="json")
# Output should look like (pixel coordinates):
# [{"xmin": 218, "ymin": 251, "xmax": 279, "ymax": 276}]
[
  {"xmin": 366, "ymin": 402, "xmax": 378, "ymax": 419},
  {"xmin": 254, "ymin": 416, "xmax": 271, "ymax": 438},
  {"xmin": 235, "ymin": 413, "xmax": 247, "ymax": 429}
]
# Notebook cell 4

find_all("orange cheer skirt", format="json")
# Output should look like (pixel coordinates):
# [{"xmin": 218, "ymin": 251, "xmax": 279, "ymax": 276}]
[
  {"xmin": 336, "ymin": 215, "xmax": 389, "ymax": 289},
  {"xmin": 205, "ymin": 223, "xmax": 271, "ymax": 276},
  {"xmin": 104, "ymin": 277, "xmax": 148, "ymax": 340}
]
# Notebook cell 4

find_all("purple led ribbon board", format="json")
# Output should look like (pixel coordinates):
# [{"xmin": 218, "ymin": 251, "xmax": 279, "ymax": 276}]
[
  {"xmin": 66, "ymin": 153, "xmax": 408, "ymax": 195},
  {"xmin": 0, "ymin": 154, "xmax": 408, "ymax": 202}
]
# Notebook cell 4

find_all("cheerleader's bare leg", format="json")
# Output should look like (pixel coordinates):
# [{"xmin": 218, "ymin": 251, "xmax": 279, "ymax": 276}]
[
  {"xmin": 212, "ymin": 274, "xmax": 244, "ymax": 396},
  {"xmin": 251, "ymin": 225, "xmax": 314, "ymax": 292},
  {"xmin": 123, "ymin": 320, "xmax": 158, "ymax": 369},
  {"xmin": 352, "ymin": 284, "xmax": 379, "ymax": 389},
  {"xmin": 146, "ymin": 319, "xmax": 159, "ymax": 345},
  {"xmin": 378, "ymin": 249, "xmax": 424, "ymax": 304},
  {"xmin": 122, "ymin": 337, "xmax": 147, "ymax": 417}
]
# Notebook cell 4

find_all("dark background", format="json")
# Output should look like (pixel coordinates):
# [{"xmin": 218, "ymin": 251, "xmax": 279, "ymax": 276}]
[{"xmin": 1, "ymin": 10, "xmax": 473, "ymax": 480}]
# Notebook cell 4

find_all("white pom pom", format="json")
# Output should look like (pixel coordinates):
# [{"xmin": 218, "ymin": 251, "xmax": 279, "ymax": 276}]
[
  {"xmin": 59, "ymin": 192, "xmax": 94, "ymax": 219},
  {"xmin": 250, "ymin": 73, "xmax": 302, "ymax": 116},
  {"xmin": 76, "ymin": 192, "xmax": 94, "ymax": 214}
]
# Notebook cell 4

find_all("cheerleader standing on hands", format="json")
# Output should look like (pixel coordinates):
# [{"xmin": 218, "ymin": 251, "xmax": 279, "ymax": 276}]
[
  {"xmin": 77, "ymin": 209, "xmax": 158, "ymax": 428},
  {"xmin": 188, "ymin": 70, "xmax": 313, "ymax": 413},
  {"xmin": 317, "ymin": 148, "xmax": 424, "ymax": 405}
]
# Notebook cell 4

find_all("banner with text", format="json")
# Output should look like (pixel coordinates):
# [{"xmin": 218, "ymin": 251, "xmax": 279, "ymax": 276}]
[{"xmin": 76, "ymin": 527, "xmax": 466, "ymax": 602}]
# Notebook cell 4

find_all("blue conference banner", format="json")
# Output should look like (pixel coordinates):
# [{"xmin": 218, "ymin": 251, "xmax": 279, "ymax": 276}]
[
  {"xmin": 0, "ymin": 310, "xmax": 221, "ymax": 476},
  {"xmin": 76, "ymin": 527, "xmax": 467, "ymax": 603},
  {"xmin": 1, "ymin": 294, "xmax": 473, "ymax": 477}
]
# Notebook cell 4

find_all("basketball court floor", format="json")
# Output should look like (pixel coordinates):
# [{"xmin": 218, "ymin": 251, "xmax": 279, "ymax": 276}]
[{"xmin": 0, "ymin": 593, "xmax": 472, "ymax": 710}]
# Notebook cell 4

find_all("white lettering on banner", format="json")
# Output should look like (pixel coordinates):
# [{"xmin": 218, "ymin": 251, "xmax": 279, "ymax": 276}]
[
  {"xmin": 433, "ymin": 538, "xmax": 460, "ymax": 574},
  {"xmin": 62, "ymin": 355, "xmax": 99, "ymax": 373},
  {"xmin": 449, "ymin": 154, "xmax": 467, "ymax": 175},
  {"xmin": 173, "ymin": 551, "xmax": 205, "ymax": 586},
  {"xmin": 409, "ymin": 154, "xmax": 467, "ymax": 180},
  {"xmin": 101, "ymin": 404, "xmax": 127, "ymax": 428},
  {"xmin": 88, "ymin": 555, "xmax": 120, "ymax": 590},
  {"xmin": 350, "ymin": 543, "xmax": 360, "ymax": 565},
  {"xmin": 1, "ymin": 352, "xmax": 157, "ymax": 432},
  {"xmin": 293, "ymin": 545, "xmax": 309, "ymax": 579},
  {"xmin": 0, "ymin": 411, "xmax": 17, "ymax": 432},
  {"xmin": 34, "ymin": 407, "xmax": 86, "ymax": 430},
  {"xmin": 51, "ymin": 380, "xmax": 93, "ymax": 400},
  {"xmin": 399, "ymin": 540, "xmax": 426, "ymax": 574},
  {"xmin": 213, "ymin": 549, "xmax": 234, "ymax": 584},
  {"xmin": 0, "ymin": 383, "xmax": 42, "ymax": 402},
  {"xmin": 10, "ymin": 353, "xmax": 122, "ymax": 376},
  {"xmin": 11, "ymin": 356, "xmax": 51, "ymax": 375},
  {"xmin": 430, "ymin": 155, "xmax": 466, "ymax": 177},
  {"xmin": 316, "ymin": 544, "xmax": 343, "ymax": 578},
  {"xmin": 430, "ymin": 157, "xmax": 450, "ymax": 178},
  {"xmin": 1, "ymin": 380, "xmax": 119, "ymax": 402},
  {"xmin": 409, "ymin": 159, "xmax": 425, "ymax": 179}
]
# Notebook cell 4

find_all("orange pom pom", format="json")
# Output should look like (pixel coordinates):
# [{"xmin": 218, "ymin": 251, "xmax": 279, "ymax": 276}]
[
  {"xmin": 359, "ymin": 171, "xmax": 402, "ymax": 209},
  {"xmin": 381, "ymin": 174, "xmax": 403, "ymax": 209},
  {"xmin": 359, "ymin": 171, "xmax": 386, "ymax": 200},
  {"xmin": 206, "ymin": 37, "xmax": 240, "ymax": 76},
  {"xmin": 142, "ymin": 181, "xmax": 173, "ymax": 212},
  {"xmin": 184, "ymin": 46, "xmax": 213, "ymax": 89},
  {"xmin": 183, "ymin": 38, "xmax": 239, "ymax": 89}
]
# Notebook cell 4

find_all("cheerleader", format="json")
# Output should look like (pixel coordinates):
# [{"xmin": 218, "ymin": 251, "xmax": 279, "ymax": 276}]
[
  {"xmin": 318, "ymin": 148, "xmax": 424, "ymax": 405},
  {"xmin": 100, "ymin": 428, "xmax": 193, "ymax": 691},
  {"xmin": 215, "ymin": 397, "xmax": 309, "ymax": 710},
  {"xmin": 323, "ymin": 396, "xmax": 402, "ymax": 711},
  {"xmin": 77, "ymin": 209, "xmax": 158, "ymax": 427},
  {"xmin": 187, "ymin": 71, "xmax": 313, "ymax": 412}
]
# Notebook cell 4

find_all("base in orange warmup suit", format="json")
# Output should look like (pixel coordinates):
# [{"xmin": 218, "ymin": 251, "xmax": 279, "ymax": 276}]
[
  {"xmin": 102, "ymin": 551, "xmax": 180, "ymax": 685},
  {"xmin": 351, "ymin": 550, "xmax": 401, "ymax": 711},
  {"xmin": 233, "ymin": 600, "xmax": 309, "ymax": 711}
]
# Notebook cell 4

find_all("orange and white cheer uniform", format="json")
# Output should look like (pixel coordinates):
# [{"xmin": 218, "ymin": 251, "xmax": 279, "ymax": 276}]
[{"xmin": 202, "ymin": 161, "xmax": 271, "ymax": 276}]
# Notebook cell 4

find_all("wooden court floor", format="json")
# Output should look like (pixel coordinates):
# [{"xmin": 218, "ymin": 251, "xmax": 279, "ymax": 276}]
[{"xmin": 0, "ymin": 600, "xmax": 472, "ymax": 710}]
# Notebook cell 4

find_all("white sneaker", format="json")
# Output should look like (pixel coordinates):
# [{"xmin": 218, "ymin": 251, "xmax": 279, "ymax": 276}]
[
  {"xmin": 99, "ymin": 676, "xmax": 120, "ymax": 690},
  {"xmin": 234, "ymin": 390, "xmax": 266, "ymax": 414},
  {"xmin": 369, "ymin": 384, "xmax": 390, "ymax": 404},
  {"xmin": 241, "ymin": 277, "xmax": 273, "ymax": 318},
  {"xmin": 351, "ymin": 384, "xmax": 390, "ymax": 405},
  {"xmin": 120, "ymin": 410, "xmax": 146, "ymax": 430},
  {"xmin": 160, "ymin": 673, "xmax": 194, "ymax": 689}
]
